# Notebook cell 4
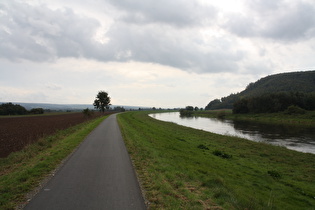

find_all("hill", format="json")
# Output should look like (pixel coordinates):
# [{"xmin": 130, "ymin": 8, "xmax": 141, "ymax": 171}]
[{"xmin": 205, "ymin": 70, "xmax": 315, "ymax": 110}]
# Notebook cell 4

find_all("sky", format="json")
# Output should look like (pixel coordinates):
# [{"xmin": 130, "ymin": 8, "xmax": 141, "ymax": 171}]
[{"xmin": 1, "ymin": 0, "xmax": 315, "ymax": 108}]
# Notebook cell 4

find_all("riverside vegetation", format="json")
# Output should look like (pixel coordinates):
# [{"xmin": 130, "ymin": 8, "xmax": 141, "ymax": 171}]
[
  {"xmin": 193, "ymin": 109, "xmax": 315, "ymax": 127},
  {"xmin": 117, "ymin": 111, "xmax": 315, "ymax": 209},
  {"xmin": 0, "ymin": 115, "xmax": 109, "ymax": 209}
]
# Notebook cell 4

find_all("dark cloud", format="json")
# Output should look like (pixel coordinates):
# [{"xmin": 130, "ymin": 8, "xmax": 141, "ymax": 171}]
[
  {"xmin": 107, "ymin": 0, "xmax": 217, "ymax": 27},
  {"xmin": 224, "ymin": 0, "xmax": 315, "ymax": 41},
  {"xmin": 102, "ymin": 22, "xmax": 243, "ymax": 73},
  {"xmin": 0, "ymin": 1, "xmax": 100, "ymax": 61},
  {"xmin": 0, "ymin": 1, "xmax": 242, "ymax": 73}
]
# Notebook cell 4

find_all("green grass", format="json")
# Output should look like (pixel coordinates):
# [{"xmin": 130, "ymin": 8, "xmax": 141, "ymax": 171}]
[
  {"xmin": 0, "ymin": 115, "xmax": 109, "ymax": 210},
  {"xmin": 117, "ymin": 111, "xmax": 315, "ymax": 209}
]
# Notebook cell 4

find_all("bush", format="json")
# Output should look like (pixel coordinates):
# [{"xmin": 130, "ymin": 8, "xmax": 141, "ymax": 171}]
[
  {"xmin": 29, "ymin": 108, "xmax": 44, "ymax": 114},
  {"xmin": 216, "ymin": 111, "xmax": 226, "ymax": 119},
  {"xmin": 179, "ymin": 109, "xmax": 193, "ymax": 117},
  {"xmin": 284, "ymin": 105, "xmax": 306, "ymax": 115},
  {"xmin": 82, "ymin": 108, "xmax": 94, "ymax": 117}
]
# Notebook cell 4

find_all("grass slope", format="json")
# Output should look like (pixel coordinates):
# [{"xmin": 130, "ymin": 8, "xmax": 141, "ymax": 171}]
[
  {"xmin": 0, "ymin": 115, "xmax": 109, "ymax": 210},
  {"xmin": 117, "ymin": 111, "xmax": 315, "ymax": 209}
]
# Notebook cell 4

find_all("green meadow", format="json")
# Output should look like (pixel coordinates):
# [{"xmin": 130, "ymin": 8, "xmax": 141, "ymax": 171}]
[{"xmin": 117, "ymin": 111, "xmax": 315, "ymax": 209}]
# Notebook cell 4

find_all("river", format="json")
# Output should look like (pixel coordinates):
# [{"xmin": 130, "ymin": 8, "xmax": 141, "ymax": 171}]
[{"xmin": 149, "ymin": 112, "xmax": 315, "ymax": 154}]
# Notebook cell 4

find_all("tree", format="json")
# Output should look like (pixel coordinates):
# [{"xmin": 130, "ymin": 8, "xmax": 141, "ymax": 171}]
[
  {"xmin": 93, "ymin": 91, "xmax": 111, "ymax": 113},
  {"xmin": 186, "ymin": 106, "xmax": 194, "ymax": 111},
  {"xmin": 113, "ymin": 106, "xmax": 125, "ymax": 112},
  {"xmin": 29, "ymin": 108, "xmax": 44, "ymax": 114},
  {"xmin": 0, "ymin": 103, "xmax": 27, "ymax": 115}
]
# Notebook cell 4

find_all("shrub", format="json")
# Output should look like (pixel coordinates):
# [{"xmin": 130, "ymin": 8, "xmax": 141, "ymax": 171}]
[
  {"xmin": 284, "ymin": 105, "xmax": 306, "ymax": 115},
  {"xmin": 216, "ymin": 111, "xmax": 226, "ymax": 119},
  {"xmin": 179, "ymin": 109, "xmax": 193, "ymax": 117},
  {"xmin": 29, "ymin": 108, "xmax": 44, "ymax": 114},
  {"xmin": 82, "ymin": 108, "xmax": 94, "ymax": 117}
]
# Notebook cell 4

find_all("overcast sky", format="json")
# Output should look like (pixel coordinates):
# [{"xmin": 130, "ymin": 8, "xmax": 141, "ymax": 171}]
[{"xmin": 1, "ymin": 0, "xmax": 315, "ymax": 108}]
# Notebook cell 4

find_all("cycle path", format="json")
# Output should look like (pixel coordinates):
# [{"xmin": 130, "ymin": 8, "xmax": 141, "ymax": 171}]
[{"xmin": 24, "ymin": 113, "xmax": 146, "ymax": 210}]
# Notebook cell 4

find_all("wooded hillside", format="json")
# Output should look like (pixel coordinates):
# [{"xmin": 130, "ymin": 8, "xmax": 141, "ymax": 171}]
[{"xmin": 205, "ymin": 71, "xmax": 315, "ymax": 110}]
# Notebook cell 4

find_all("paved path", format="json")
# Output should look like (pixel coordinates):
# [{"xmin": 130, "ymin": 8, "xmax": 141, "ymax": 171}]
[{"xmin": 24, "ymin": 114, "xmax": 146, "ymax": 210}]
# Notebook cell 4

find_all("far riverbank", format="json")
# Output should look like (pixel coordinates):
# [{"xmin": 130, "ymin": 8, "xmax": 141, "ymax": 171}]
[{"xmin": 193, "ymin": 109, "xmax": 315, "ymax": 127}]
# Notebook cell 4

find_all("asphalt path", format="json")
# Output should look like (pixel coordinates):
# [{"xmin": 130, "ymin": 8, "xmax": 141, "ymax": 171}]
[{"xmin": 24, "ymin": 113, "xmax": 146, "ymax": 210}]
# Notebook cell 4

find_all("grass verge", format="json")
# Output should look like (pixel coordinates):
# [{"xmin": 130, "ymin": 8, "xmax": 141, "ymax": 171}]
[
  {"xmin": 0, "ymin": 115, "xmax": 109, "ymax": 210},
  {"xmin": 117, "ymin": 111, "xmax": 315, "ymax": 209}
]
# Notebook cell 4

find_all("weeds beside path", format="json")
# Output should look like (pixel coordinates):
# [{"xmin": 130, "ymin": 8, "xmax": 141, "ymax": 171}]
[{"xmin": 117, "ymin": 111, "xmax": 315, "ymax": 209}]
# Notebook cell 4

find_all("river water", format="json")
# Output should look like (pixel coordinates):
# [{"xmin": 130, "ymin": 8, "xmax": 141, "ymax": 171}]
[{"xmin": 149, "ymin": 112, "xmax": 315, "ymax": 154}]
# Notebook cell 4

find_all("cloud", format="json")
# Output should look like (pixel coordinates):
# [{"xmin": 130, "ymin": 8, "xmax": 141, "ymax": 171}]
[
  {"xmin": 45, "ymin": 83, "xmax": 63, "ymax": 90},
  {"xmin": 224, "ymin": 0, "xmax": 315, "ymax": 41},
  {"xmin": 1, "ymin": 0, "xmax": 314, "ymax": 88},
  {"xmin": 0, "ymin": 0, "xmax": 241, "ymax": 73},
  {"xmin": 0, "ymin": 1, "xmax": 100, "ymax": 61},
  {"xmin": 103, "ymin": 21, "xmax": 245, "ymax": 73},
  {"xmin": 107, "ymin": 0, "xmax": 217, "ymax": 27}
]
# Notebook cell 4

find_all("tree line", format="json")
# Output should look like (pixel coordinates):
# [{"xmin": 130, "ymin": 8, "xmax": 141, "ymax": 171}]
[
  {"xmin": 206, "ymin": 71, "xmax": 315, "ymax": 111},
  {"xmin": 233, "ymin": 92, "xmax": 315, "ymax": 114},
  {"xmin": 0, "ymin": 103, "xmax": 44, "ymax": 115}
]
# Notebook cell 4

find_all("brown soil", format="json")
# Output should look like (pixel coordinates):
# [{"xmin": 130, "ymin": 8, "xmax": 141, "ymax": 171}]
[{"xmin": 0, "ymin": 112, "xmax": 110, "ymax": 158}]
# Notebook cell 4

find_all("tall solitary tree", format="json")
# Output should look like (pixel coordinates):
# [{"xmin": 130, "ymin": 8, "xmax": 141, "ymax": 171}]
[{"xmin": 93, "ymin": 91, "xmax": 111, "ymax": 113}]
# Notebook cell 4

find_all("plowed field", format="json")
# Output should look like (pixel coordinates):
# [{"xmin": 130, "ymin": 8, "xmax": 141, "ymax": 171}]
[{"xmin": 0, "ymin": 112, "xmax": 110, "ymax": 158}]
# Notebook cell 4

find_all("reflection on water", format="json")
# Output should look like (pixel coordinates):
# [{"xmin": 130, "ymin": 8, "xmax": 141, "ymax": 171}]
[{"xmin": 149, "ymin": 112, "xmax": 315, "ymax": 154}]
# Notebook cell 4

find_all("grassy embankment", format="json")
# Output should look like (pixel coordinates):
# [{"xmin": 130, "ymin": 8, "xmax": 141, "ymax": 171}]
[
  {"xmin": 117, "ymin": 111, "xmax": 315, "ymax": 209},
  {"xmin": 0, "ymin": 115, "xmax": 109, "ymax": 210},
  {"xmin": 194, "ymin": 110, "xmax": 315, "ymax": 127}
]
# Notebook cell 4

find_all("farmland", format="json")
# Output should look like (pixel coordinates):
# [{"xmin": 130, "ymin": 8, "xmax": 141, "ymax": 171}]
[{"xmin": 0, "ymin": 112, "xmax": 109, "ymax": 158}]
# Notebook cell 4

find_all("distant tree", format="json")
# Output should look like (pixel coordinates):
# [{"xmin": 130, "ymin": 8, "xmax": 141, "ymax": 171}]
[
  {"xmin": 233, "ymin": 92, "xmax": 315, "ymax": 114},
  {"xmin": 29, "ymin": 108, "xmax": 44, "ymax": 114},
  {"xmin": 194, "ymin": 107, "xmax": 199, "ymax": 111},
  {"xmin": 186, "ymin": 106, "xmax": 194, "ymax": 111},
  {"xmin": 179, "ymin": 109, "xmax": 192, "ymax": 117},
  {"xmin": 93, "ymin": 91, "xmax": 111, "ymax": 113},
  {"xmin": 205, "ymin": 99, "xmax": 222, "ymax": 110},
  {"xmin": 0, "ymin": 103, "xmax": 27, "ymax": 115},
  {"xmin": 233, "ymin": 98, "xmax": 249, "ymax": 114},
  {"xmin": 114, "ymin": 106, "xmax": 125, "ymax": 112}
]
